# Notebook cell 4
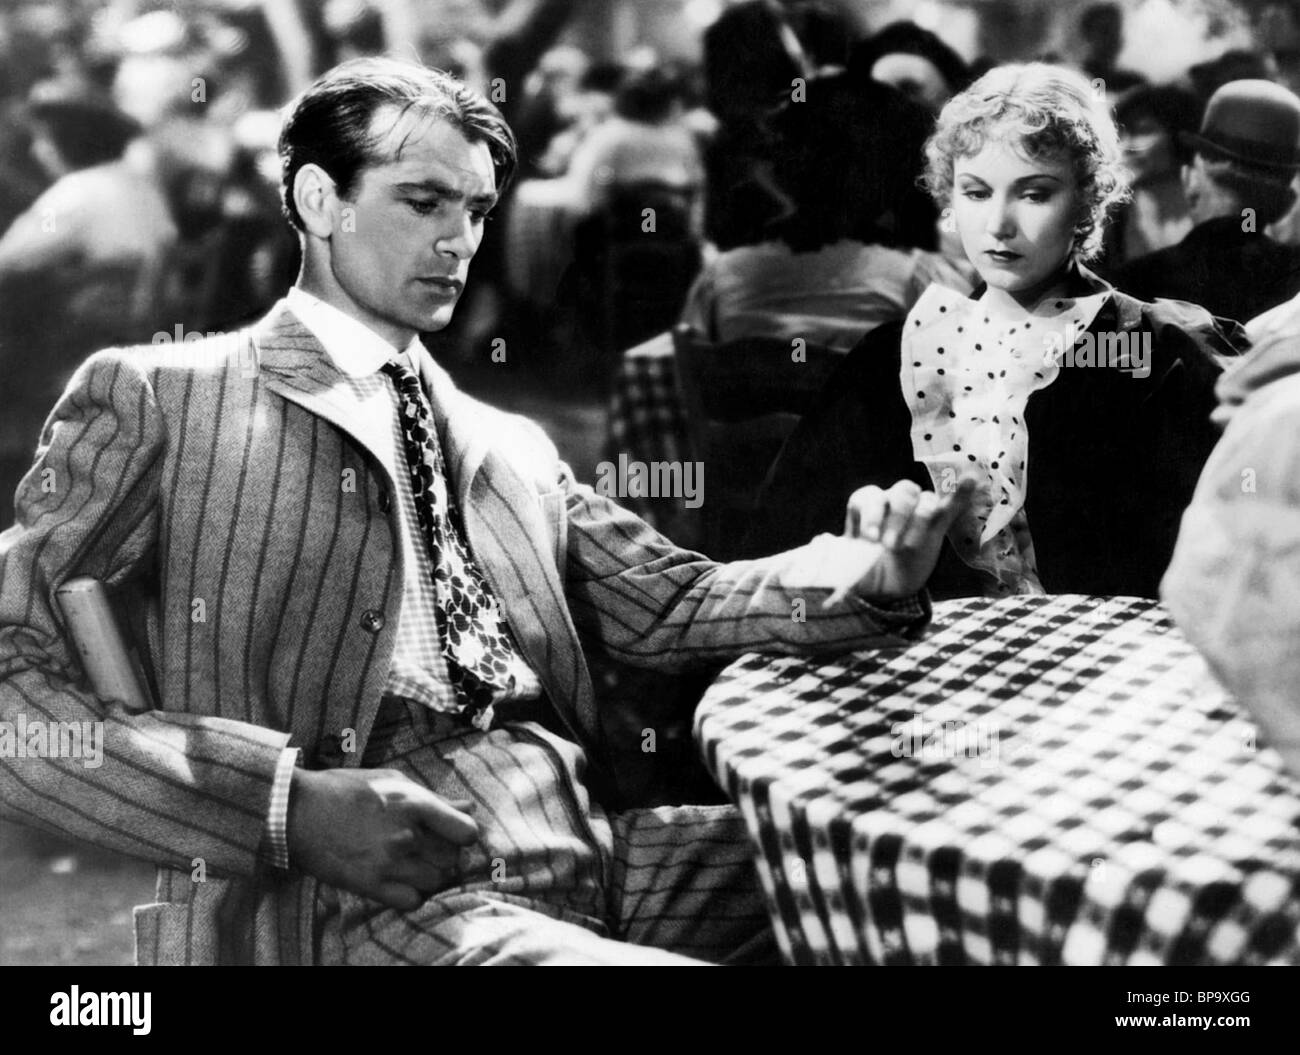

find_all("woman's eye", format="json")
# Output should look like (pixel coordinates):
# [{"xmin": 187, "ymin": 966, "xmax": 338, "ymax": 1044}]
[
  {"xmin": 960, "ymin": 188, "xmax": 989, "ymax": 200},
  {"xmin": 1023, "ymin": 190, "xmax": 1051, "ymax": 203}
]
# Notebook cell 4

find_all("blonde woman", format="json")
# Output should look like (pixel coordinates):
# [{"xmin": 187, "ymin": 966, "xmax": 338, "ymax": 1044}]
[{"xmin": 747, "ymin": 63, "xmax": 1248, "ymax": 598}]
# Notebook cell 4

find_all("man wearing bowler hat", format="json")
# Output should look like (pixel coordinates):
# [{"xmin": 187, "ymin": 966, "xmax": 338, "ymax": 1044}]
[{"xmin": 1115, "ymin": 79, "xmax": 1300, "ymax": 322}]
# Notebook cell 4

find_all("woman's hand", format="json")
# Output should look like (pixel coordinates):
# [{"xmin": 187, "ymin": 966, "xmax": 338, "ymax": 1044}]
[{"xmin": 825, "ymin": 476, "xmax": 977, "ymax": 603}]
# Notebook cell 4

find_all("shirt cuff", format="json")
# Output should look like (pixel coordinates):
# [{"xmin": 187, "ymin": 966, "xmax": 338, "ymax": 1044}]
[{"xmin": 264, "ymin": 746, "xmax": 300, "ymax": 871}]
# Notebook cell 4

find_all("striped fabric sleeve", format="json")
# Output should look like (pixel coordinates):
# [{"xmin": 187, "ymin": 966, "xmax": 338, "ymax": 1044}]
[
  {"xmin": 558, "ymin": 463, "xmax": 930, "ymax": 670},
  {"xmin": 0, "ymin": 350, "xmax": 292, "ymax": 877}
]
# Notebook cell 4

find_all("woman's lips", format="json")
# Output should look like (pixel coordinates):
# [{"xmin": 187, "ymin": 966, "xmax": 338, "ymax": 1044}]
[{"xmin": 984, "ymin": 250, "xmax": 1022, "ymax": 263}]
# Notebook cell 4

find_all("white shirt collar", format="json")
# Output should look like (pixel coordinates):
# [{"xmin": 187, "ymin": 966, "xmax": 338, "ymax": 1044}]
[{"xmin": 285, "ymin": 286, "xmax": 425, "ymax": 378}]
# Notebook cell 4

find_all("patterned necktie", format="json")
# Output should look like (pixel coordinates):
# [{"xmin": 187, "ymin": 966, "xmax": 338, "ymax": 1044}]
[{"xmin": 380, "ymin": 358, "xmax": 523, "ymax": 717}]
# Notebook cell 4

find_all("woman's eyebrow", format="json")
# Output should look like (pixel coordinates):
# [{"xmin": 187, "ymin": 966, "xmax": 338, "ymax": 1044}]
[{"xmin": 954, "ymin": 172, "xmax": 1063, "ymax": 186}]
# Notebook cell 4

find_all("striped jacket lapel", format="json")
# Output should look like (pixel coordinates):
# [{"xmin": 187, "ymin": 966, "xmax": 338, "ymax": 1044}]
[{"xmin": 251, "ymin": 301, "xmax": 397, "ymax": 483}]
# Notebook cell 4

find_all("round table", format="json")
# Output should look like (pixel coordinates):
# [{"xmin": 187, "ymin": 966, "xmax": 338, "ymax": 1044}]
[{"xmin": 694, "ymin": 594, "xmax": 1300, "ymax": 965}]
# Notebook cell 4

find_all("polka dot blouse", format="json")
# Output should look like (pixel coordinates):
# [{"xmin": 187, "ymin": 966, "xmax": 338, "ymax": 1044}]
[{"xmin": 900, "ymin": 283, "xmax": 1111, "ymax": 596}]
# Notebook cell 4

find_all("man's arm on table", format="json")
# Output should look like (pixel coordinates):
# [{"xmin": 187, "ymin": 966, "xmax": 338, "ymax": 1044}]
[{"xmin": 559, "ymin": 457, "xmax": 975, "ymax": 667}]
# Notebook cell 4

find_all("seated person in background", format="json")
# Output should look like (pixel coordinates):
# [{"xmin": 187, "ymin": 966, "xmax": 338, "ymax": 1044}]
[
  {"xmin": 0, "ymin": 78, "xmax": 177, "ymax": 531},
  {"xmin": 1114, "ymin": 80, "xmax": 1300, "ymax": 323},
  {"xmin": 1077, "ymin": 2, "xmax": 1147, "ymax": 100},
  {"xmin": 850, "ymin": 20, "xmax": 972, "ymax": 116},
  {"xmin": 744, "ymin": 63, "xmax": 1247, "ymax": 598},
  {"xmin": 1097, "ymin": 84, "xmax": 1200, "ymax": 270},
  {"xmin": 1161, "ymin": 333, "xmax": 1300, "ymax": 781},
  {"xmin": 679, "ymin": 71, "xmax": 972, "ymax": 353},
  {"xmin": 561, "ymin": 65, "xmax": 703, "ymax": 217}
]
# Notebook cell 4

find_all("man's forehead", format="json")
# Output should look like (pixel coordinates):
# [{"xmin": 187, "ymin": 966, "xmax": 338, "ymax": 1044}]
[{"xmin": 364, "ymin": 103, "xmax": 496, "ymax": 186}]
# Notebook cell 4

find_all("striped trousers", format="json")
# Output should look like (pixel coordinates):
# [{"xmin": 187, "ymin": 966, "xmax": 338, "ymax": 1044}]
[{"xmin": 313, "ymin": 701, "xmax": 776, "ymax": 965}]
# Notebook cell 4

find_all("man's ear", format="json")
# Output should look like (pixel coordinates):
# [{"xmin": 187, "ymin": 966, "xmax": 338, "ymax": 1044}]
[{"xmin": 293, "ymin": 163, "xmax": 339, "ymax": 239}]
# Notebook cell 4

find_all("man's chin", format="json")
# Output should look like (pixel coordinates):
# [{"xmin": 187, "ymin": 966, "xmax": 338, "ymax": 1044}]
[{"xmin": 416, "ymin": 307, "xmax": 457, "ymax": 334}]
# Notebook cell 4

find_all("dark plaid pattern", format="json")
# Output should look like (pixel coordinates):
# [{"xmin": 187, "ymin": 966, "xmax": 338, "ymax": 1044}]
[
  {"xmin": 695, "ymin": 594, "xmax": 1300, "ymax": 965},
  {"xmin": 608, "ymin": 339, "xmax": 690, "ymax": 465},
  {"xmin": 381, "ymin": 359, "xmax": 533, "ymax": 718},
  {"xmin": 606, "ymin": 338, "xmax": 692, "ymax": 532}
]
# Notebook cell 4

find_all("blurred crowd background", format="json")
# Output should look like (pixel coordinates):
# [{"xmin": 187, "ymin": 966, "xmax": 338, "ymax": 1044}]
[
  {"xmin": 6, "ymin": 0, "xmax": 1300, "ymax": 963},
  {"xmin": 5, "ymin": 0, "xmax": 1300, "ymax": 496}
]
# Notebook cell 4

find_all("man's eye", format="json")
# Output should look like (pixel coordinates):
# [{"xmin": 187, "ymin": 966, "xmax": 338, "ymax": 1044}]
[
  {"xmin": 470, "ymin": 209, "xmax": 492, "ymax": 223},
  {"xmin": 407, "ymin": 199, "xmax": 438, "ymax": 215}
]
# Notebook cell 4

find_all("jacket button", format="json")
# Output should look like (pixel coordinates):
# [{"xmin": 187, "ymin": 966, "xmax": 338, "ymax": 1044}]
[
  {"xmin": 360, "ymin": 609, "xmax": 385, "ymax": 633},
  {"xmin": 317, "ymin": 733, "xmax": 344, "ymax": 767}
]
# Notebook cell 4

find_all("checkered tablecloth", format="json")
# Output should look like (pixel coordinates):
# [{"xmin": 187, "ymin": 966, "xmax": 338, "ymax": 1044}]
[
  {"xmin": 608, "ymin": 331, "xmax": 689, "ymax": 466},
  {"xmin": 605, "ymin": 332, "xmax": 699, "ymax": 542},
  {"xmin": 694, "ymin": 593, "xmax": 1300, "ymax": 965}
]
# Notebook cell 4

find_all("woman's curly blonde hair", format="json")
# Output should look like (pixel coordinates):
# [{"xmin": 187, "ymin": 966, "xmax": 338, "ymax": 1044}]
[{"xmin": 922, "ymin": 62, "xmax": 1131, "ymax": 261}]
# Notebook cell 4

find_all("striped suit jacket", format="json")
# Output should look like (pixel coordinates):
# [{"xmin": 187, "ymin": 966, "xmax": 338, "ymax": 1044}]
[{"xmin": 0, "ymin": 300, "xmax": 927, "ymax": 964}]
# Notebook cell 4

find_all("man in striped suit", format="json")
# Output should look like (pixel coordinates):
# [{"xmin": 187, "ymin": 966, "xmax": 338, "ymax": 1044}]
[{"xmin": 0, "ymin": 58, "xmax": 971, "ymax": 964}]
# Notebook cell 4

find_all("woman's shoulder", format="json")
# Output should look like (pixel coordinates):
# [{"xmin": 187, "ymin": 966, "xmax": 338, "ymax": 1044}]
[
  {"xmin": 843, "ymin": 318, "xmax": 906, "ymax": 370},
  {"xmin": 1099, "ymin": 285, "xmax": 1251, "ymax": 370}
]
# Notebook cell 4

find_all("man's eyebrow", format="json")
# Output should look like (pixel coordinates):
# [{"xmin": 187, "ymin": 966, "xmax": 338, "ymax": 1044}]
[{"xmin": 392, "ymin": 178, "xmax": 498, "ymax": 206}]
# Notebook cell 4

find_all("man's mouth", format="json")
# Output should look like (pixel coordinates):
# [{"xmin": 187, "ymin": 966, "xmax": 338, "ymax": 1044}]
[{"xmin": 416, "ymin": 277, "xmax": 463, "ymax": 295}]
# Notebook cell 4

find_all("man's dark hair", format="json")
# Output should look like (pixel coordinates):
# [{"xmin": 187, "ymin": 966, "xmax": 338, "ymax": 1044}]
[
  {"xmin": 614, "ymin": 67, "xmax": 684, "ymax": 124},
  {"xmin": 278, "ymin": 56, "xmax": 517, "ymax": 231},
  {"xmin": 1115, "ymin": 84, "xmax": 1203, "ymax": 164}
]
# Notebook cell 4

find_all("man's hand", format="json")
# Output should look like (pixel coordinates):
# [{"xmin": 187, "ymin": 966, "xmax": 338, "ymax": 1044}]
[
  {"xmin": 824, "ymin": 476, "xmax": 977, "ymax": 604},
  {"xmin": 288, "ymin": 768, "xmax": 479, "ymax": 910}
]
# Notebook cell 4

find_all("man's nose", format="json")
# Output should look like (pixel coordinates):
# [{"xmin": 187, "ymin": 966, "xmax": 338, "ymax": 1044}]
[{"xmin": 436, "ymin": 209, "xmax": 479, "ymax": 260}]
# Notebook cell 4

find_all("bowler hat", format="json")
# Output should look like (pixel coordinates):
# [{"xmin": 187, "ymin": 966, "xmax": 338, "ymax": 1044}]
[{"xmin": 1182, "ymin": 79, "xmax": 1300, "ymax": 172}]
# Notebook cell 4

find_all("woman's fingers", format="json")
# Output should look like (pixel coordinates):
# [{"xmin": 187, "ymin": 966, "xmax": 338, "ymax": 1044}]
[
  {"xmin": 844, "ymin": 485, "xmax": 885, "ymax": 540},
  {"xmin": 878, "ymin": 480, "xmax": 922, "ymax": 548},
  {"xmin": 844, "ymin": 481, "xmax": 924, "ymax": 545},
  {"xmin": 897, "ymin": 489, "xmax": 943, "ymax": 550}
]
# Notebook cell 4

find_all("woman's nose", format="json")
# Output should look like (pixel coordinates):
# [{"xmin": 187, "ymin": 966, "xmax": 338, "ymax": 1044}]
[{"xmin": 985, "ymin": 196, "xmax": 1016, "ymax": 239}]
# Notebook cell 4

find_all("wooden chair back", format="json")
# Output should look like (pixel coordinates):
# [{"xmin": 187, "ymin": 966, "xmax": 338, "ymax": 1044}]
[{"xmin": 671, "ymin": 323, "xmax": 841, "ymax": 559}]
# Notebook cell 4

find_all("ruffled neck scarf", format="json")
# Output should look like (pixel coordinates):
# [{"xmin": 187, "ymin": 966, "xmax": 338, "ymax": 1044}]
[{"xmin": 900, "ymin": 282, "xmax": 1111, "ymax": 595}]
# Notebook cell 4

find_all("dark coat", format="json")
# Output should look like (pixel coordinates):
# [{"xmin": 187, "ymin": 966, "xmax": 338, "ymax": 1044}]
[
  {"xmin": 1113, "ymin": 216, "xmax": 1300, "ymax": 324},
  {"xmin": 743, "ymin": 280, "xmax": 1250, "ymax": 598}
]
